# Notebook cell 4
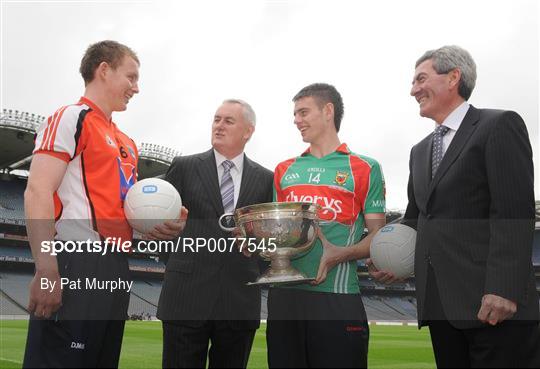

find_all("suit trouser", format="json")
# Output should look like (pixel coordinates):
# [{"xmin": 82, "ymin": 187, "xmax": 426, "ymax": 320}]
[
  {"xmin": 425, "ymin": 266, "xmax": 540, "ymax": 368},
  {"xmin": 162, "ymin": 320, "xmax": 256, "ymax": 369}
]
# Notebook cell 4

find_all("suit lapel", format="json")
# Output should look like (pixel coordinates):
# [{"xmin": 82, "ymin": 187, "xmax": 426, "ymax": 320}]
[
  {"xmin": 236, "ymin": 155, "xmax": 258, "ymax": 209},
  {"xmin": 427, "ymin": 105, "xmax": 480, "ymax": 199},
  {"xmin": 196, "ymin": 149, "xmax": 223, "ymax": 215},
  {"xmin": 417, "ymin": 136, "xmax": 433, "ymax": 199},
  {"xmin": 411, "ymin": 136, "xmax": 433, "ymax": 214}
]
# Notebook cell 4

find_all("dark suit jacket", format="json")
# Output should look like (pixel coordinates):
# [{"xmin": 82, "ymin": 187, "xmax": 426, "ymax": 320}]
[
  {"xmin": 157, "ymin": 149, "xmax": 273, "ymax": 329},
  {"xmin": 404, "ymin": 105, "xmax": 539, "ymax": 329}
]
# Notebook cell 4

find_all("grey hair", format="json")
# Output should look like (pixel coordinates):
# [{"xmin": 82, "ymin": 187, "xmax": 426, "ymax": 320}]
[
  {"xmin": 416, "ymin": 45, "xmax": 477, "ymax": 100},
  {"xmin": 223, "ymin": 99, "xmax": 256, "ymax": 126}
]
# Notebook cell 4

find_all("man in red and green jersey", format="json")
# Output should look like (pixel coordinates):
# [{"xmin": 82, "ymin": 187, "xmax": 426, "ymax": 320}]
[{"xmin": 267, "ymin": 83, "xmax": 386, "ymax": 369}]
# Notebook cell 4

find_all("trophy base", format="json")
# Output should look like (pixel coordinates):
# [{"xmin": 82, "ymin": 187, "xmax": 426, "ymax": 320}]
[{"xmin": 247, "ymin": 266, "xmax": 315, "ymax": 286}]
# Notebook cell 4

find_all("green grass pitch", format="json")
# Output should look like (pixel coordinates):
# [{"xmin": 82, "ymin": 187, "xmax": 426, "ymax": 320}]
[{"xmin": 0, "ymin": 320, "xmax": 435, "ymax": 368}]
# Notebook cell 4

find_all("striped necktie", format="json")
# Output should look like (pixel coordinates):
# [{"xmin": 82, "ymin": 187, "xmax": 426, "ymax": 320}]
[
  {"xmin": 220, "ymin": 160, "xmax": 235, "ymax": 213},
  {"xmin": 431, "ymin": 125, "xmax": 450, "ymax": 179}
]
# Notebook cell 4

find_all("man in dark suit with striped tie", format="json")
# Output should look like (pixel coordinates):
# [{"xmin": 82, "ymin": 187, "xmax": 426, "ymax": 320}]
[
  {"xmin": 371, "ymin": 45, "xmax": 539, "ymax": 367},
  {"xmin": 156, "ymin": 99, "xmax": 273, "ymax": 368}
]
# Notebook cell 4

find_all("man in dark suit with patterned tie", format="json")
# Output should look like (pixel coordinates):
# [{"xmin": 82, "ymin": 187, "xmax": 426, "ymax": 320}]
[
  {"xmin": 157, "ymin": 99, "xmax": 273, "ymax": 368},
  {"xmin": 371, "ymin": 45, "xmax": 539, "ymax": 367}
]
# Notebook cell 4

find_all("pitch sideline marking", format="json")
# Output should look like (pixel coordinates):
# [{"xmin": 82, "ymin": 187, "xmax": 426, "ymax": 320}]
[{"xmin": 0, "ymin": 357, "xmax": 22, "ymax": 364}]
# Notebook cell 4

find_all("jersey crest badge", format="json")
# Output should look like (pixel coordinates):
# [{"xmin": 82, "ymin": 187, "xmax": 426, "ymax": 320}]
[
  {"xmin": 334, "ymin": 171, "xmax": 349, "ymax": 186},
  {"xmin": 106, "ymin": 135, "xmax": 117, "ymax": 148},
  {"xmin": 117, "ymin": 158, "xmax": 136, "ymax": 200}
]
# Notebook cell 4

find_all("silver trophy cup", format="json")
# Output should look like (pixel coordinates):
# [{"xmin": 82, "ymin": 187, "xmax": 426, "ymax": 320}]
[{"xmin": 218, "ymin": 202, "xmax": 336, "ymax": 285}]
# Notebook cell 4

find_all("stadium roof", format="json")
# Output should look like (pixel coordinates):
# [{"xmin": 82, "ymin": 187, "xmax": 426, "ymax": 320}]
[
  {"xmin": 0, "ymin": 109, "xmax": 43, "ymax": 170},
  {"xmin": 0, "ymin": 109, "xmax": 179, "ymax": 178}
]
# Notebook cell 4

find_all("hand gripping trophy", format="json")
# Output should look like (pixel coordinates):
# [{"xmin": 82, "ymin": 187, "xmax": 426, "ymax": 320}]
[{"xmin": 219, "ymin": 202, "xmax": 336, "ymax": 285}]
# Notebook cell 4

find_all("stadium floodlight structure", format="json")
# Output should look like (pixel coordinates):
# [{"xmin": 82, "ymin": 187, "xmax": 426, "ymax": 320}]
[
  {"xmin": 0, "ymin": 108, "xmax": 45, "ymax": 133},
  {"xmin": 137, "ymin": 143, "xmax": 181, "ymax": 180},
  {"xmin": 138, "ymin": 142, "xmax": 180, "ymax": 164},
  {"xmin": 0, "ymin": 109, "xmax": 46, "ymax": 171}
]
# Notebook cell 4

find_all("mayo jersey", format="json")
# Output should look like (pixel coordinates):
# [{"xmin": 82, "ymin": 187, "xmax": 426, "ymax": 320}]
[
  {"xmin": 273, "ymin": 143, "xmax": 385, "ymax": 294},
  {"xmin": 33, "ymin": 97, "xmax": 138, "ymax": 242}
]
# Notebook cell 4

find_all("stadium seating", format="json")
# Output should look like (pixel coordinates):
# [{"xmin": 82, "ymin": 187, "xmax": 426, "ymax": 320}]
[
  {"xmin": 128, "ymin": 292, "xmax": 158, "ymax": 318},
  {"xmin": 385, "ymin": 296, "xmax": 418, "ymax": 318},
  {"xmin": 0, "ymin": 272, "xmax": 32, "ymax": 310},
  {"xmin": 0, "ymin": 268, "xmax": 29, "ymax": 316},
  {"xmin": 0, "ymin": 179, "xmax": 25, "ymax": 224},
  {"xmin": 129, "ymin": 258, "xmax": 165, "ymax": 273},
  {"xmin": 533, "ymin": 230, "xmax": 540, "ymax": 266},
  {"xmin": 362, "ymin": 295, "xmax": 416, "ymax": 321},
  {"xmin": 0, "ymin": 270, "xmax": 538, "ymax": 321},
  {"xmin": 130, "ymin": 280, "xmax": 162, "ymax": 305},
  {"xmin": 0, "ymin": 246, "xmax": 33, "ymax": 263},
  {"xmin": 0, "ymin": 292, "xmax": 27, "ymax": 316}
]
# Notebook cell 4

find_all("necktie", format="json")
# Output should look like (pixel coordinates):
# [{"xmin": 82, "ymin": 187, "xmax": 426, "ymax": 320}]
[
  {"xmin": 220, "ymin": 160, "xmax": 235, "ymax": 213},
  {"xmin": 431, "ymin": 125, "xmax": 450, "ymax": 179}
]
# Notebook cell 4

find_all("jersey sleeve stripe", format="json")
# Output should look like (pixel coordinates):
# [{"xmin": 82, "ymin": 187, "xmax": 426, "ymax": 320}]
[
  {"xmin": 41, "ymin": 106, "xmax": 65, "ymax": 151},
  {"xmin": 349, "ymin": 154, "xmax": 371, "ymax": 212},
  {"xmin": 363, "ymin": 173, "xmax": 371, "ymax": 212},
  {"xmin": 46, "ymin": 106, "xmax": 68, "ymax": 150},
  {"xmin": 333, "ymin": 263, "xmax": 342, "ymax": 293},
  {"xmin": 48, "ymin": 106, "xmax": 67, "ymax": 151},
  {"xmin": 47, "ymin": 106, "xmax": 69, "ymax": 151},
  {"xmin": 39, "ymin": 116, "xmax": 52, "ymax": 151},
  {"xmin": 43, "ymin": 108, "xmax": 64, "ymax": 150},
  {"xmin": 40, "ymin": 109, "xmax": 60, "ymax": 151}
]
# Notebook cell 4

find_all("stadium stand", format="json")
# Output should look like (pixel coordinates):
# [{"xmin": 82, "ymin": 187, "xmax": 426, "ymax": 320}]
[
  {"xmin": 0, "ymin": 179, "xmax": 25, "ymax": 224},
  {"xmin": 0, "ymin": 272, "xmax": 32, "ymax": 310},
  {"xmin": 130, "ymin": 280, "xmax": 162, "ymax": 306},
  {"xmin": 0, "ymin": 109, "xmax": 44, "ymax": 171},
  {"xmin": 0, "ymin": 246, "xmax": 33, "ymax": 264},
  {"xmin": 128, "ymin": 292, "xmax": 158, "ymax": 318},
  {"xmin": 533, "ymin": 229, "xmax": 540, "ymax": 266},
  {"xmin": 385, "ymin": 296, "xmax": 418, "ymax": 318},
  {"xmin": 129, "ymin": 258, "xmax": 165, "ymax": 274},
  {"xmin": 0, "ymin": 292, "xmax": 27, "ymax": 316},
  {"xmin": 363, "ymin": 295, "xmax": 414, "ymax": 321},
  {"xmin": 137, "ymin": 143, "xmax": 181, "ymax": 180}
]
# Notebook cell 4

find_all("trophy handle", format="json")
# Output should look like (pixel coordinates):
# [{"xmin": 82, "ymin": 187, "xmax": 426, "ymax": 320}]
[
  {"xmin": 218, "ymin": 212, "xmax": 237, "ymax": 232},
  {"xmin": 318, "ymin": 206, "xmax": 337, "ymax": 225}
]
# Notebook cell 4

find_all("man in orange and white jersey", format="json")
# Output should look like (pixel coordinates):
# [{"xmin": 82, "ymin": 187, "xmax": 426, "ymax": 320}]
[{"xmin": 21, "ymin": 40, "xmax": 179, "ymax": 369}]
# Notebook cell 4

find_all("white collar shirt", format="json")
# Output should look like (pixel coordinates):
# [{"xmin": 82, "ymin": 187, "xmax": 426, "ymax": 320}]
[
  {"xmin": 438, "ymin": 101, "xmax": 470, "ymax": 155},
  {"xmin": 214, "ymin": 149, "xmax": 244, "ymax": 209}
]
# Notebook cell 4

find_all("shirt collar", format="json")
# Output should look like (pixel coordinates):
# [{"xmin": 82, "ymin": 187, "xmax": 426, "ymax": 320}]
[
  {"xmin": 301, "ymin": 143, "xmax": 350, "ymax": 156},
  {"xmin": 79, "ymin": 96, "xmax": 111, "ymax": 123},
  {"xmin": 214, "ymin": 149, "xmax": 244, "ymax": 172},
  {"xmin": 439, "ymin": 101, "xmax": 470, "ymax": 132}
]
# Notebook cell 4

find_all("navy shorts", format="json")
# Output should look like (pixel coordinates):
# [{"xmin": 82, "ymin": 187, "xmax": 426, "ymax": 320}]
[
  {"xmin": 266, "ymin": 288, "xmax": 369, "ymax": 368},
  {"xmin": 23, "ymin": 250, "xmax": 130, "ymax": 368}
]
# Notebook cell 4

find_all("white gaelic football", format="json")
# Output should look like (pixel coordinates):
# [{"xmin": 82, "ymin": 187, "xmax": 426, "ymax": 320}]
[
  {"xmin": 370, "ymin": 224, "xmax": 416, "ymax": 279},
  {"xmin": 124, "ymin": 178, "xmax": 182, "ymax": 234}
]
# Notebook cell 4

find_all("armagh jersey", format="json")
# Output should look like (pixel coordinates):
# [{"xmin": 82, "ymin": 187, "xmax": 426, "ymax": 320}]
[
  {"xmin": 33, "ymin": 97, "xmax": 138, "ymax": 242},
  {"xmin": 274, "ymin": 143, "xmax": 385, "ymax": 294}
]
